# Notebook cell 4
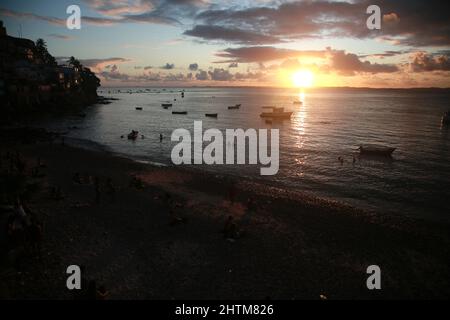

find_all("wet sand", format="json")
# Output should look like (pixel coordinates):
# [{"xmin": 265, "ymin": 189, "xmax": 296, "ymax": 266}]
[{"xmin": 1, "ymin": 132, "xmax": 449, "ymax": 299}]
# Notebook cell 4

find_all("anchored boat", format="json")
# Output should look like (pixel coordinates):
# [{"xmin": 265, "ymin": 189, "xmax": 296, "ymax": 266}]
[
  {"xmin": 358, "ymin": 144, "xmax": 396, "ymax": 156},
  {"xmin": 260, "ymin": 107, "xmax": 293, "ymax": 119}
]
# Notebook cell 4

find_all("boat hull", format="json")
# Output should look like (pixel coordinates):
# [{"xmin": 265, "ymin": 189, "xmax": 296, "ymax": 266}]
[{"xmin": 260, "ymin": 112, "xmax": 293, "ymax": 119}]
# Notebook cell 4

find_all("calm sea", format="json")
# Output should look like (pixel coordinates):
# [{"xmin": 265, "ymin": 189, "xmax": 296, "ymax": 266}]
[{"xmin": 39, "ymin": 87, "xmax": 450, "ymax": 221}]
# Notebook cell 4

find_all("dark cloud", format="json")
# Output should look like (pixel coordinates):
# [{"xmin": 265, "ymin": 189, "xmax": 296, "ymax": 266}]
[
  {"xmin": 409, "ymin": 52, "xmax": 450, "ymax": 72},
  {"xmin": 208, "ymin": 68, "xmax": 233, "ymax": 81},
  {"xmin": 359, "ymin": 50, "xmax": 410, "ymax": 59},
  {"xmin": 189, "ymin": 63, "xmax": 199, "ymax": 71},
  {"xmin": 216, "ymin": 46, "xmax": 326, "ymax": 63},
  {"xmin": 161, "ymin": 63, "xmax": 175, "ymax": 70},
  {"xmin": 183, "ymin": 25, "xmax": 281, "ymax": 44},
  {"xmin": 47, "ymin": 34, "xmax": 74, "ymax": 40},
  {"xmin": 327, "ymin": 49, "xmax": 399, "ymax": 75},
  {"xmin": 195, "ymin": 70, "xmax": 209, "ymax": 80},
  {"xmin": 190, "ymin": 0, "xmax": 450, "ymax": 47}
]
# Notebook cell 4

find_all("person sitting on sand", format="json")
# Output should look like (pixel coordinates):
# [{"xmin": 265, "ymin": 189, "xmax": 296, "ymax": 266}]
[
  {"xmin": 223, "ymin": 216, "xmax": 239, "ymax": 240},
  {"xmin": 51, "ymin": 186, "xmax": 64, "ymax": 200},
  {"xmin": 73, "ymin": 172, "xmax": 82, "ymax": 184}
]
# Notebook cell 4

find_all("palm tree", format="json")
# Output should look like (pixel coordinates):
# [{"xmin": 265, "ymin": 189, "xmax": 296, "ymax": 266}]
[
  {"xmin": 68, "ymin": 56, "xmax": 82, "ymax": 69},
  {"xmin": 35, "ymin": 38, "xmax": 56, "ymax": 65}
]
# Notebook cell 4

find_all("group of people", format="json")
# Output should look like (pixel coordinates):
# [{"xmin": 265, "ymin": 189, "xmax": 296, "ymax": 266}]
[{"xmin": 5, "ymin": 198, "xmax": 44, "ymax": 265}]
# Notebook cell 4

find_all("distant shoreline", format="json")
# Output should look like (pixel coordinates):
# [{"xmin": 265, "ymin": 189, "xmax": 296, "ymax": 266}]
[{"xmin": 98, "ymin": 86, "xmax": 450, "ymax": 92}]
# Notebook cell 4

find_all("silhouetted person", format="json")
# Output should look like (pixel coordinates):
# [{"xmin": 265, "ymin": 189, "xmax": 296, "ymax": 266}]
[
  {"xmin": 160, "ymin": 134, "xmax": 163, "ymax": 142},
  {"xmin": 94, "ymin": 177, "xmax": 101, "ymax": 204},
  {"xmin": 106, "ymin": 177, "xmax": 116, "ymax": 201}
]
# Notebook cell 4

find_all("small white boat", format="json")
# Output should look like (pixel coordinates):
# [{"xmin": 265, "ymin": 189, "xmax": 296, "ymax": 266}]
[{"xmin": 260, "ymin": 107, "xmax": 293, "ymax": 119}]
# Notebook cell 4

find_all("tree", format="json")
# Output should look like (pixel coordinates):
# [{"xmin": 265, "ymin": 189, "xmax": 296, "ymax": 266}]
[
  {"xmin": 68, "ymin": 56, "xmax": 82, "ymax": 69},
  {"xmin": 35, "ymin": 38, "xmax": 57, "ymax": 66}
]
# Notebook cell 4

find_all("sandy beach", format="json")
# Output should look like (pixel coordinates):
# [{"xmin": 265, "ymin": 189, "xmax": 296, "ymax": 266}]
[{"xmin": 0, "ymin": 128, "xmax": 449, "ymax": 300}]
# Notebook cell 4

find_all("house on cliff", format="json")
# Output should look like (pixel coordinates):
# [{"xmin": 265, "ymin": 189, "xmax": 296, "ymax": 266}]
[{"xmin": 0, "ymin": 20, "xmax": 100, "ymax": 113}]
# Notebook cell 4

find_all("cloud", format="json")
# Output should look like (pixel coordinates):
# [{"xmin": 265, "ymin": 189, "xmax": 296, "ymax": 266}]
[
  {"xmin": 208, "ymin": 68, "xmax": 233, "ymax": 81},
  {"xmin": 359, "ymin": 50, "xmax": 410, "ymax": 59},
  {"xmin": 327, "ymin": 49, "xmax": 399, "ymax": 76},
  {"xmin": 76, "ymin": 57, "xmax": 130, "ymax": 73},
  {"xmin": 195, "ymin": 70, "xmax": 209, "ymax": 80},
  {"xmin": 189, "ymin": 0, "xmax": 450, "ymax": 47},
  {"xmin": 184, "ymin": 25, "xmax": 281, "ymax": 44},
  {"xmin": 215, "ymin": 46, "xmax": 326, "ymax": 63},
  {"xmin": 161, "ymin": 63, "xmax": 175, "ymax": 70},
  {"xmin": 47, "ymin": 34, "xmax": 74, "ymax": 40},
  {"xmin": 189, "ymin": 63, "xmax": 199, "ymax": 71},
  {"xmin": 408, "ymin": 52, "xmax": 450, "ymax": 72}
]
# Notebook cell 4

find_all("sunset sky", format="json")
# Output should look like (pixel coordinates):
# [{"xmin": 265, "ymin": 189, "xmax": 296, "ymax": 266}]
[{"xmin": 1, "ymin": 0, "xmax": 449, "ymax": 88}]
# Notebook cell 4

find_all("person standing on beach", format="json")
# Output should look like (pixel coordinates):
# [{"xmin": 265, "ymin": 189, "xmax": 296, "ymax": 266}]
[
  {"xmin": 160, "ymin": 134, "xmax": 163, "ymax": 143},
  {"xmin": 106, "ymin": 177, "xmax": 116, "ymax": 202},
  {"xmin": 94, "ymin": 177, "xmax": 101, "ymax": 204}
]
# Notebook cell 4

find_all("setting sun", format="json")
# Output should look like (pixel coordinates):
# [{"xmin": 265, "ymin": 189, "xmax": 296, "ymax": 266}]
[{"xmin": 292, "ymin": 70, "xmax": 314, "ymax": 88}]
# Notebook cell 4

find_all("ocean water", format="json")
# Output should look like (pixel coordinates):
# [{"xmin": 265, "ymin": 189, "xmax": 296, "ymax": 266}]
[{"xmin": 40, "ymin": 87, "xmax": 450, "ymax": 221}]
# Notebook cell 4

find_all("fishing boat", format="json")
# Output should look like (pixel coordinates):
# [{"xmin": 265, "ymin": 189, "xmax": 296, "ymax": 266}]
[
  {"xmin": 260, "ymin": 107, "xmax": 293, "ymax": 119},
  {"xmin": 127, "ymin": 130, "xmax": 139, "ymax": 140},
  {"xmin": 172, "ymin": 111, "xmax": 188, "ymax": 115},
  {"xmin": 358, "ymin": 144, "xmax": 396, "ymax": 156},
  {"xmin": 293, "ymin": 101, "xmax": 303, "ymax": 105},
  {"xmin": 442, "ymin": 111, "xmax": 450, "ymax": 125},
  {"xmin": 205, "ymin": 113, "xmax": 218, "ymax": 118},
  {"xmin": 162, "ymin": 103, "xmax": 173, "ymax": 107},
  {"xmin": 228, "ymin": 105, "xmax": 240, "ymax": 110},
  {"xmin": 135, "ymin": 107, "xmax": 143, "ymax": 111}
]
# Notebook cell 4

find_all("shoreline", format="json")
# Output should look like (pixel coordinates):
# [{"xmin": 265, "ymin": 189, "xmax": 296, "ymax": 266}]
[{"xmin": 1, "ymin": 129, "xmax": 449, "ymax": 299}]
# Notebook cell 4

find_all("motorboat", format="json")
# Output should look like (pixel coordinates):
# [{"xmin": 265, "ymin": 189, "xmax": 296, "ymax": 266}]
[
  {"xmin": 172, "ymin": 111, "xmax": 188, "ymax": 115},
  {"xmin": 205, "ymin": 113, "xmax": 218, "ymax": 118},
  {"xmin": 358, "ymin": 144, "xmax": 396, "ymax": 156},
  {"xmin": 162, "ymin": 103, "xmax": 173, "ymax": 107},
  {"xmin": 135, "ymin": 107, "xmax": 143, "ymax": 111},
  {"xmin": 260, "ymin": 107, "xmax": 293, "ymax": 119}
]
